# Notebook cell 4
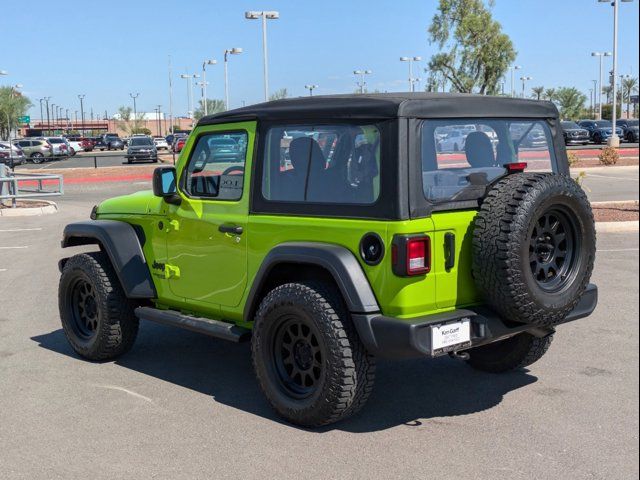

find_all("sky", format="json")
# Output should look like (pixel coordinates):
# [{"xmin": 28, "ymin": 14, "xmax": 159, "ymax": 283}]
[{"xmin": 2, "ymin": 0, "xmax": 639, "ymax": 120}]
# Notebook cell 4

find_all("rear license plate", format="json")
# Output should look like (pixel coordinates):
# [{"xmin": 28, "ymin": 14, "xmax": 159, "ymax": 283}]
[{"xmin": 430, "ymin": 318, "xmax": 472, "ymax": 355}]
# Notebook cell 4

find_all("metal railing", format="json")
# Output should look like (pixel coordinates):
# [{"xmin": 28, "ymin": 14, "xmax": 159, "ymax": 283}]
[{"xmin": 0, "ymin": 170, "xmax": 64, "ymax": 208}]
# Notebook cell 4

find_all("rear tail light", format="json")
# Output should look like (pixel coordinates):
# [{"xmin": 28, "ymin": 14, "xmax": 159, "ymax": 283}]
[
  {"xmin": 392, "ymin": 234, "xmax": 431, "ymax": 276},
  {"xmin": 505, "ymin": 162, "xmax": 527, "ymax": 173}
]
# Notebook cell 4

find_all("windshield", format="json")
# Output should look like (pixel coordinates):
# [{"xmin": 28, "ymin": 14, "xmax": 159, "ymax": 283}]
[
  {"xmin": 596, "ymin": 121, "xmax": 612, "ymax": 128},
  {"xmin": 421, "ymin": 118, "xmax": 556, "ymax": 204},
  {"xmin": 624, "ymin": 120, "xmax": 638, "ymax": 127},
  {"xmin": 48, "ymin": 138, "xmax": 64, "ymax": 143},
  {"xmin": 562, "ymin": 121, "xmax": 580, "ymax": 129},
  {"xmin": 131, "ymin": 138, "xmax": 153, "ymax": 146}
]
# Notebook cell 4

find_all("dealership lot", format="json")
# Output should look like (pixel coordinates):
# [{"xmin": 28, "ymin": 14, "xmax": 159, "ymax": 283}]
[{"xmin": 0, "ymin": 181, "xmax": 638, "ymax": 480}]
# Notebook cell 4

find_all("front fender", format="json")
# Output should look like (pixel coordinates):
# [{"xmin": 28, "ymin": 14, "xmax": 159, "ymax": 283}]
[{"xmin": 61, "ymin": 220, "xmax": 156, "ymax": 299}]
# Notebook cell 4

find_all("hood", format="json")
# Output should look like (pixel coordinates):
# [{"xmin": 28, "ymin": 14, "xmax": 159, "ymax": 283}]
[{"xmin": 96, "ymin": 190, "xmax": 164, "ymax": 216}]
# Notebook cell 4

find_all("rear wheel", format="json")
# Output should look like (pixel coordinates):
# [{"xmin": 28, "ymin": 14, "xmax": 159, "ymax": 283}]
[
  {"xmin": 30, "ymin": 152, "xmax": 44, "ymax": 164},
  {"xmin": 466, "ymin": 332, "xmax": 554, "ymax": 373},
  {"xmin": 59, "ymin": 252, "xmax": 139, "ymax": 361},
  {"xmin": 252, "ymin": 281, "xmax": 376, "ymax": 427}
]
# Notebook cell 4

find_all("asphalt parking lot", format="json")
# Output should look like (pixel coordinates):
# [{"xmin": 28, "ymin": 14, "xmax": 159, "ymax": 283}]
[{"xmin": 0, "ymin": 182, "xmax": 638, "ymax": 480}]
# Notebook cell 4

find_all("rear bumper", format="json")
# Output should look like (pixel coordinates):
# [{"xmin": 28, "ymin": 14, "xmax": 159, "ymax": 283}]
[{"xmin": 352, "ymin": 284, "xmax": 598, "ymax": 359}]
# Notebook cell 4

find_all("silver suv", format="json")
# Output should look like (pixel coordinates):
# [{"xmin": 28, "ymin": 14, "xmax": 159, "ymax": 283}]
[{"xmin": 13, "ymin": 139, "xmax": 53, "ymax": 164}]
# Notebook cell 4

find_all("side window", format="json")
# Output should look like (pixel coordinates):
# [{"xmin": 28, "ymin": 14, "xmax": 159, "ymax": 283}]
[
  {"xmin": 183, "ymin": 131, "xmax": 247, "ymax": 200},
  {"xmin": 261, "ymin": 124, "xmax": 380, "ymax": 204}
]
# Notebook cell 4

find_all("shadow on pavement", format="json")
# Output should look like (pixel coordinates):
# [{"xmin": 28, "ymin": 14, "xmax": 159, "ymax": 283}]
[{"xmin": 32, "ymin": 322, "xmax": 537, "ymax": 433}]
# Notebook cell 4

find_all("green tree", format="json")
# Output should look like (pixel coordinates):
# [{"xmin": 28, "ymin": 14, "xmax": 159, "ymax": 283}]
[
  {"xmin": 269, "ymin": 88, "xmax": 289, "ymax": 101},
  {"xmin": 427, "ymin": 0, "xmax": 516, "ymax": 94},
  {"xmin": 602, "ymin": 85, "xmax": 613, "ymax": 104},
  {"xmin": 553, "ymin": 87, "xmax": 587, "ymax": 120},
  {"xmin": 531, "ymin": 86, "xmax": 544, "ymax": 100},
  {"xmin": 543, "ymin": 88, "xmax": 556, "ymax": 101},
  {"xmin": 194, "ymin": 99, "xmax": 225, "ymax": 120},
  {"xmin": 622, "ymin": 77, "xmax": 638, "ymax": 118},
  {"xmin": 0, "ymin": 86, "xmax": 32, "ymax": 140}
]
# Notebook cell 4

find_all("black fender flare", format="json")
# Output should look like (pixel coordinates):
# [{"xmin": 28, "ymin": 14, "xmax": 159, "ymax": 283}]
[
  {"xmin": 243, "ymin": 242, "xmax": 380, "ymax": 322},
  {"xmin": 60, "ymin": 220, "xmax": 156, "ymax": 299}
]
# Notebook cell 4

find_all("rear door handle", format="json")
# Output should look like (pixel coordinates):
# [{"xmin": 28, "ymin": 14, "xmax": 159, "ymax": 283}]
[
  {"xmin": 444, "ymin": 232, "xmax": 455, "ymax": 271},
  {"xmin": 218, "ymin": 224, "xmax": 243, "ymax": 235}
]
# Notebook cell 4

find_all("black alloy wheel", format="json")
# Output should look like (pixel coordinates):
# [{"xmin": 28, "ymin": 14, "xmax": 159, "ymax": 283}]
[
  {"xmin": 529, "ymin": 207, "xmax": 578, "ymax": 292},
  {"xmin": 271, "ymin": 316, "xmax": 324, "ymax": 399},
  {"xmin": 68, "ymin": 276, "xmax": 99, "ymax": 340}
]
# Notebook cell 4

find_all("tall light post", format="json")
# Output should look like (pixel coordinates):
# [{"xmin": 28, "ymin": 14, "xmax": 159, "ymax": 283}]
[
  {"xmin": 129, "ymin": 93, "xmax": 140, "ymax": 132},
  {"xmin": 400, "ymin": 56, "xmax": 421, "ymax": 92},
  {"xmin": 38, "ymin": 98, "xmax": 45, "ymax": 130},
  {"xmin": 201, "ymin": 59, "xmax": 217, "ymax": 116},
  {"xmin": 599, "ymin": 0, "xmax": 633, "ymax": 146},
  {"xmin": 591, "ymin": 52, "xmax": 612, "ymax": 120},
  {"xmin": 179, "ymin": 74, "xmax": 199, "ymax": 119},
  {"xmin": 78, "ymin": 94, "xmax": 85, "ymax": 137},
  {"xmin": 245, "ymin": 10, "xmax": 279, "ymax": 101},
  {"xmin": 508, "ymin": 65, "xmax": 522, "ymax": 97},
  {"xmin": 223, "ymin": 48, "xmax": 243, "ymax": 110},
  {"xmin": 168, "ymin": 55, "xmax": 174, "ymax": 134},
  {"xmin": 304, "ymin": 84, "xmax": 318, "ymax": 96},
  {"xmin": 353, "ymin": 70, "xmax": 372, "ymax": 94},
  {"xmin": 44, "ymin": 97, "xmax": 51, "ymax": 135},
  {"xmin": 51, "ymin": 103, "xmax": 56, "ymax": 131},
  {"xmin": 619, "ymin": 73, "xmax": 631, "ymax": 117},
  {"xmin": 520, "ymin": 76, "xmax": 532, "ymax": 98}
]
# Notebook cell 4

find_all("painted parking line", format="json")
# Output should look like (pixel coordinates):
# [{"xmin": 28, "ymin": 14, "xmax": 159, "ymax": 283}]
[
  {"xmin": 598, "ymin": 248, "xmax": 639, "ymax": 252},
  {"xmin": 0, "ymin": 246, "xmax": 29, "ymax": 250},
  {"xmin": 0, "ymin": 269, "xmax": 7, "ymax": 272},
  {"xmin": 0, "ymin": 228, "xmax": 43, "ymax": 233},
  {"xmin": 584, "ymin": 173, "xmax": 639, "ymax": 181}
]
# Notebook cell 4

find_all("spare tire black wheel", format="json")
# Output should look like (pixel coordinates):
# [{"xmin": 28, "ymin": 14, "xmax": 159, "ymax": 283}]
[{"xmin": 472, "ymin": 173, "xmax": 595, "ymax": 327}]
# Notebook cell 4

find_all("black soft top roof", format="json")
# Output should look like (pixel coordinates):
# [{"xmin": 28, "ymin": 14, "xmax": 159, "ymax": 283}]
[{"xmin": 198, "ymin": 92, "xmax": 559, "ymax": 126}]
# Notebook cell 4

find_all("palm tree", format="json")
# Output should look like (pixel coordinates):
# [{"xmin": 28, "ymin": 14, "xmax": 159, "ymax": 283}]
[
  {"xmin": 622, "ymin": 77, "xmax": 638, "ymax": 118},
  {"xmin": 602, "ymin": 85, "xmax": 613, "ymax": 105},
  {"xmin": 543, "ymin": 88, "xmax": 556, "ymax": 101},
  {"xmin": 553, "ymin": 87, "xmax": 587, "ymax": 120},
  {"xmin": 531, "ymin": 86, "xmax": 544, "ymax": 100}
]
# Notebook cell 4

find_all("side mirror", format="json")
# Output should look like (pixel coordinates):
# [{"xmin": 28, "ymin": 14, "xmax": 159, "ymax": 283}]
[{"xmin": 152, "ymin": 167, "xmax": 181, "ymax": 205}]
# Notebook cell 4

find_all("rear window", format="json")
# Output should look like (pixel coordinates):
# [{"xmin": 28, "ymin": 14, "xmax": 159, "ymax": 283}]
[
  {"xmin": 48, "ymin": 138, "xmax": 64, "ymax": 143},
  {"xmin": 130, "ymin": 138, "xmax": 153, "ymax": 146},
  {"xmin": 261, "ymin": 124, "xmax": 381, "ymax": 204},
  {"xmin": 421, "ymin": 119, "xmax": 556, "ymax": 204}
]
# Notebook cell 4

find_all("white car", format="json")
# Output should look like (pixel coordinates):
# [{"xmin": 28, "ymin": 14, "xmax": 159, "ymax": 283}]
[
  {"xmin": 66, "ymin": 139, "xmax": 84, "ymax": 155},
  {"xmin": 437, "ymin": 130, "xmax": 467, "ymax": 152},
  {"xmin": 153, "ymin": 136, "xmax": 169, "ymax": 150},
  {"xmin": 45, "ymin": 137, "xmax": 70, "ymax": 157},
  {"xmin": 0, "ymin": 142, "xmax": 26, "ymax": 165}
]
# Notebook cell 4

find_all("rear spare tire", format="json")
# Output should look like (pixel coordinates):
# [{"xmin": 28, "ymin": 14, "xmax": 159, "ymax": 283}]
[{"xmin": 472, "ymin": 173, "xmax": 595, "ymax": 327}]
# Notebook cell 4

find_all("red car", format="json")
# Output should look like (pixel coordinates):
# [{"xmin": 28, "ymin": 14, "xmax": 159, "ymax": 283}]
[
  {"xmin": 80, "ymin": 138, "xmax": 94, "ymax": 152},
  {"xmin": 173, "ymin": 137, "xmax": 186, "ymax": 153}
]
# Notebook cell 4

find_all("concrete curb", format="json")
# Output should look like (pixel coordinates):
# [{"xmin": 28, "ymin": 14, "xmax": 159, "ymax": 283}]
[
  {"xmin": 0, "ymin": 200, "xmax": 58, "ymax": 217},
  {"xmin": 596, "ymin": 221, "xmax": 639, "ymax": 233},
  {"xmin": 591, "ymin": 200, "xmax": 639, "ymax": 207}
]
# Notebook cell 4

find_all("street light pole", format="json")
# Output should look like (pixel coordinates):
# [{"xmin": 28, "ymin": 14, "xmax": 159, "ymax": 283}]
[
  {"xmin": 179, "ymin": 74, "xmax": 199, "ymax": 120},
  {"xmin": 400, "ymin": 56, "xmax": 421, "ymax": 92},
  {"xmin": 44, "ymin": 97, "xmax": 51, "ymax": 135},
  {"xmin": 38, "ymin": 98, "xmax": 44, "ymax": 131},
  {"xmin": 509, "ymin": 65, "xmax": 521, "ymax": 97},
  {"xmin": 129, "ymin": 93, "xmax": 140, "ymax": 132},
  {"xmin": 223, "ymin": 48, "xmax": 243, "ymax": 110},
  {"xmin": 304, "ymin": 84, "xmax": 318, "ymax": 96},
  {"xmin": 245, "ymin": 11, "xmax": 280, "ymax": 101},
  {"xmin": 353, "ymin": 70, "xmax": 372, "ymax": 94},
  {"xmin": 78, "ymin": 94, "xmax": 85, "ymax": 137},
  {"xmin": 591, "ymin": 51, "xmax": 612, "ymax": 120},
  {"xmin": 520, "ymin": 76, "xmax": 532, "ymax": 98},
  {"xmin": 201, "ymin": 59, "xmax": 217, "ymax": 116}
]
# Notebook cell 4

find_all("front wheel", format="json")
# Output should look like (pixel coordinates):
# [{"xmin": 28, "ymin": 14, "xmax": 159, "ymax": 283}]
[
  {"xmin": 465, "ymin": 332, "xmax": 554, "ymax": 373},
  {"xmin": 59, "ymin": 252, "xmax": 139, "ymax": 361},
  {"xmin": 30, "ymin": 152, "xmax": 44, "ymax": 164},
  {"xmin": 252, "ymin": 282, "xmax": 376, "ymax": 427}
]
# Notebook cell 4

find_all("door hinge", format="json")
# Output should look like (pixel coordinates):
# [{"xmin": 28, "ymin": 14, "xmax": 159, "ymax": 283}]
[{"xmin": 164, "ymin": 264, "xmax": 181, "ymax": 279}]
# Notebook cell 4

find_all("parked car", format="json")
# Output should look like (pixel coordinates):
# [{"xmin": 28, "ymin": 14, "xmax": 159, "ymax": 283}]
[
  {"xmin": 45, "ymin": 137, "xmax": 70, "ymax": 157},
  {"xmin": 436, "ymin": 129, "xmax": 466, "ymax": 152},
  {"xmin": 561, "ymin": 121, "xmax": 590, "ymax": 145},
  {"xmin": 173, "ymin": 136, "xmax": 187, "ymax": 153},
  {"xmin": 96, "ymin": 133, "xmax": 125, "ymax": 151},
  {"xmin": 66, "ymin": 138, "xmax": 85, "ymax": 155},
  {"xmin": 80, "ymin": 138, "xmax": 94, "ymax": 152},
  {"xmin": 12, "ymin": 139, "xmax": 53, "ymax": 164},
  {"xmin": 0, "ymin": 142, "xmax": 26, "ymax": 166},
  {"xmin": 153, "ymin": 136, "xmax": 169, "ymax": 150},
  {"xmin": 125, "ymin": 136, "xmax": 157, "ymax": 163},
  {"xmin": 577, "ymin": 120, "xmax": 624, "ymax": 144},
  {"xmin": 166, "ymin": 133, "xmax": 187, "ymax": 146},
  {"xmin": 616, "ymin": 119, "xmax": 639, "ymax": 143},
  {"xmin": 58, "ymin": 94, "xmax": 597, "ymax": 428}
]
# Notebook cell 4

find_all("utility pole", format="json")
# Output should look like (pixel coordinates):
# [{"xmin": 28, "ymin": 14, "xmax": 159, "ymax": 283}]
[
  {"xmin": 78, "ymin": 94, "xmax": 85, "ymax": 137},
  {"xmin": 129, "ymin": 93, "xmax": 140, "ymax": 132},
  {"xmin": 44, "ymin": 97, "xmax": 51, "ymax": 136},
  {"xmin": 168, "ymin": 55, "xmax": 174, "ymax": 134},
  {"xmin": 156, "ymin": 105, "xmax": 162, "ymax": 135}
]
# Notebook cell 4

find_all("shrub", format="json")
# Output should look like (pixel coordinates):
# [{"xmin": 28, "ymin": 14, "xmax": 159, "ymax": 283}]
[
  {"xmin": 598, "ymin": 146, "xmax": 619, "ymax": 166},
  {"xmin": 567, "ymin": 151, "xmax": 579, "ymax": 167}
]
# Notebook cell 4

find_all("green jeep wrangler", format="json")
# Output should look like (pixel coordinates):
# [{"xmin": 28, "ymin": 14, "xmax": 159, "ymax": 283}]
[{"xmin": 58, "ymin": 93, "xmax": 597, "ymax": 427}]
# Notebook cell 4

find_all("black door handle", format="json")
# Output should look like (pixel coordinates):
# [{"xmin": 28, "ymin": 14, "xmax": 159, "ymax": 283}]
[
  {"xmin": 218, "ymin": 224, "xmax": 243, "ymax": 235},
  {"xmin": 445, "ymin": 232, "xmax": 455, "ymax": 271}
]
